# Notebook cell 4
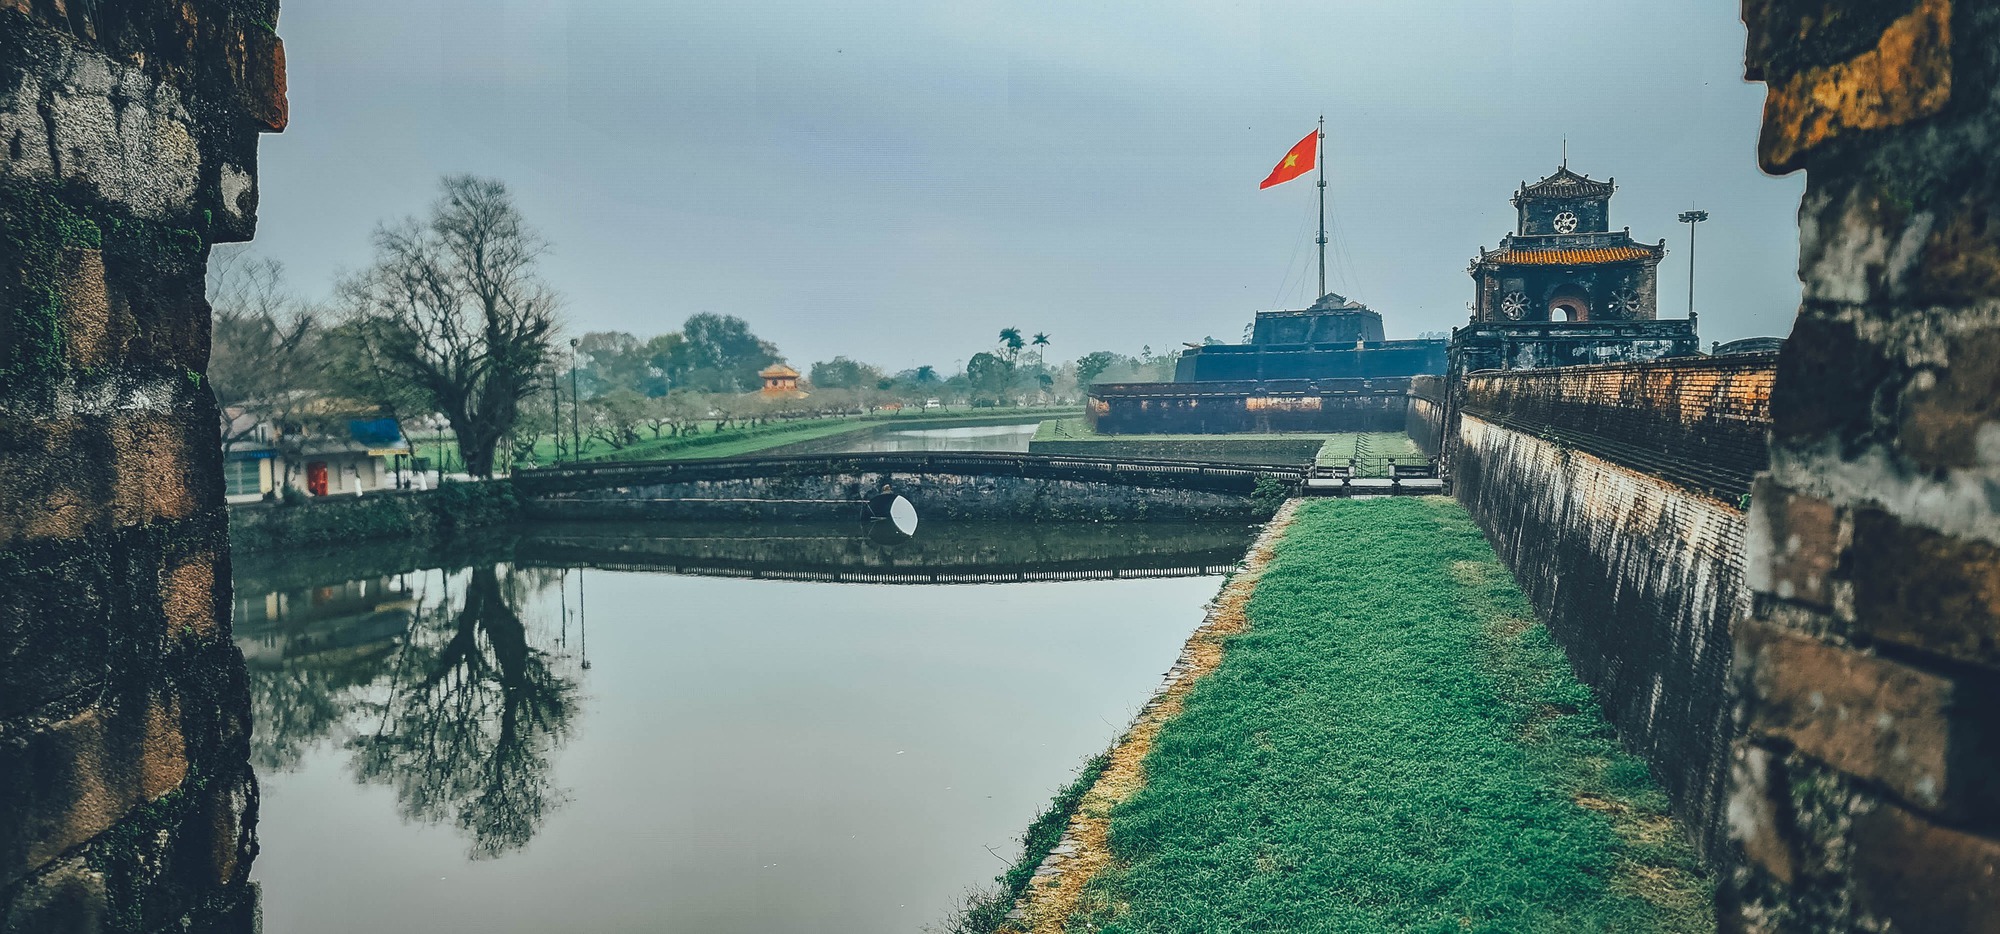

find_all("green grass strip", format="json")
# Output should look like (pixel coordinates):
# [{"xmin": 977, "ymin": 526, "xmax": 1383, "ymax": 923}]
[{"xmin": 1073, "ymin": 498, "xmax": 1711, "ymax": 933}]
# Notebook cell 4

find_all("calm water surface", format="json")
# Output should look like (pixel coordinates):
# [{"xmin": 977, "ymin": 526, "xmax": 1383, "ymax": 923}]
[{"xmin": 234, "ymin": 521, "xmax": 1248, "ymax": 932}]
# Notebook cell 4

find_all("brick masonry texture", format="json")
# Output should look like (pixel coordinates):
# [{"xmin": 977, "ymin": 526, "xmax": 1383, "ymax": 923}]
[
  {"xmin": 1451, "ymin": 412, "xmax": 1747, "ymax": 863},
  {"xmin": 1459, "ymin": 354, "xmax": 1777, "ymax": 502},
  {"xmin": 1726, "ymin": 1, "xmax": 2000, "ymax": 930},
  {"xmin": 1, "ymin": 2, "xmax": 283, "ymax": 931}
]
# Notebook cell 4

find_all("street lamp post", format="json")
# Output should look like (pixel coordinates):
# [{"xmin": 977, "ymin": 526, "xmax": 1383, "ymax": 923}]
[
  {"xmin": 569, "ymin": 338, "xmax": 582, "ymax": 461},
  {"xmin": 548, "ymin": 369, "xmax": 563, "ymax": 464},
  {"xmin": 1678, "ymin": 209, "xmax": 1709, "ymax": 318}
]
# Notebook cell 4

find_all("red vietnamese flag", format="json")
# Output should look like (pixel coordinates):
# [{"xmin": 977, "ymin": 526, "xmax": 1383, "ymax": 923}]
[{"xmin": 1259, "ymin": 129, "xmax": 1318, "ymax": 189}]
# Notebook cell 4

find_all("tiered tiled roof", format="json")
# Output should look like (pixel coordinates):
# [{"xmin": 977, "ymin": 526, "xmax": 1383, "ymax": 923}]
[{"xmin": 1480, "ymin": 245, "xmax": 1658, "ymax": 265}]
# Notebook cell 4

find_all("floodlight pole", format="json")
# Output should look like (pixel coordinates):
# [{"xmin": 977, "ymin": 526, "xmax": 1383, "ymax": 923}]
[
  {"xmin": 569, "ymin": 338, "xmax": 582, "ymax": 461},
  {"xmin": 1679, "ymin": 209, "xmax": 1709, "ymax": 317}
]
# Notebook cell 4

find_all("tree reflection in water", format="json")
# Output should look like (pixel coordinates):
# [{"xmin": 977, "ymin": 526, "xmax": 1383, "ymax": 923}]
[{"xmin": 238, "ymin": 563, "xmax": 582, "ymax": 858}]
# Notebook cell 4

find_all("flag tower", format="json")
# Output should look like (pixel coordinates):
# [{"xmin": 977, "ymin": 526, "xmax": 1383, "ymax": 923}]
[{"xmin": 1259, "ymin": 117, "xmax": 1328, "ymax": 300}]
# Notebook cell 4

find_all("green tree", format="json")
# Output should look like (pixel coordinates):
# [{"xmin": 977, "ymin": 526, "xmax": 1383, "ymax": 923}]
[
  {"xmin": 1075, "ymin": 350, "xmax": 1122, "ymax": 387},
  {"xmin": 680, "ymin": 313, "xmax": 782, "ymax": 392},
  {"xmin": 965, "ymin": 351, "xmax": 1014, "ymax": 405},
  {"xmin": 998, "ymin": 327, "xmax": 1026, "ymax": 363},
  {"xmin": 809, "ymin": 356, "xmax": 884, "ymax": 390}
]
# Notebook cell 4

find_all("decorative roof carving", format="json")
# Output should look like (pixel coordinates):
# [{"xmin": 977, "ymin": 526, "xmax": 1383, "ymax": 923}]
[{"xmin": 1513, "ymin": 166, "xmax": 1616, "ymax": 203}]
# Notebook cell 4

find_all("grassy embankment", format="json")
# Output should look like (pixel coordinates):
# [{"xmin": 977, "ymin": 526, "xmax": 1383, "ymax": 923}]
[{"xmin": 1029, "ymin": 498, "xmax": 1712, "ymax": 932}]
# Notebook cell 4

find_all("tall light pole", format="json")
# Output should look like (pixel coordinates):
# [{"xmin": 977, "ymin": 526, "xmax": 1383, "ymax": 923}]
[
  {"xmin": 1678, "ymin": 209, "xmax": 1708, "ymax": 318},
  {"xmin": 568, "ymin": 338, "xmax": 582, "ymax": 461},
  {"xmin": 548, "ymin": 370, "xmax": 563, "ymax": 464}
]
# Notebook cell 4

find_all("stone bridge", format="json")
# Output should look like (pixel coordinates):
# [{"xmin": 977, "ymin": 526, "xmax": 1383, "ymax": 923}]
[{"xmin": 514, "ymin": 452, "xmax": 1306, "ymax": 522}]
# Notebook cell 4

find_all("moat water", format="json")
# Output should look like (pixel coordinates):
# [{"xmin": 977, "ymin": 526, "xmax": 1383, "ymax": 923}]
[{"xmin": 232, "ymin": 520, "xmax": 1251, "ymax": 932}]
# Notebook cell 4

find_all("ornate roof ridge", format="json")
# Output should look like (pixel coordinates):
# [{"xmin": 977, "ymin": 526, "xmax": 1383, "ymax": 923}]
[{"xmin": 1513, "ymin": 166, "xmax": 1616, "ymax": 201}]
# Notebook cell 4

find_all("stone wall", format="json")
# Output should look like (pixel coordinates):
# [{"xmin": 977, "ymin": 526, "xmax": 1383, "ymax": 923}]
[
  {"xmin": 528, "ymin": 471, "xmax": 1271, "ymax": 523},
  {"xmin": 1406, "ymin": 376, "xmax": 1445, "ymax": 457},
  {"xmin": 1460, "ymin": 355, "xmax": 1777, "ymax": 502},
  {"xmin": 1725, "ymin": 1, "xmax": 2000, "ymax": 930},
  {"xmin": 1088, "ymin": 380, "xmax": 1411, "ymax": 434},
  {"xmin": 1447, "ymin": 356, "xmax": 1775, "ymax": 863},
  {"xmin": 227, "ymin": 482, "xmax": 520, "ymax": 553},
  {"xmin": 1453, "ymin": 412, "xmax": 1748, "ymax": 863},
  {"xmin": 0, "ymin": 3, "xmax": 284, "ymax": 931}
]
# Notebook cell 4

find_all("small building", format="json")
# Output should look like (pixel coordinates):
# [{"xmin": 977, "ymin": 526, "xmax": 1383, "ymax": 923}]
[
  {"xmin": 758, "ymin": 363, "xmax": 808, "ymax": 398},
  {"xmin": 222, "ymin": 409, "xmax": 414, "ymax": 504}
]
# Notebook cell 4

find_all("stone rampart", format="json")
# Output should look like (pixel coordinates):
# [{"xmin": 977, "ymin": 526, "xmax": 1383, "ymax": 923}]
[
  {"xmin": 1, "ymin": 3, "xmax": 284, "ymax": 929},
  {"xmin": 1406, "ymin": 376, "xmax": 1446, "ymax": 457},
  {"xmin": 1452, "ymin": 412, "xmax": 1747, "ymax": 863},
  {"xmin": 1723, "ymin": 2, "xmax": 2000, "ymax": 929},
  {"xmin": 1459, "ymin": 354, "xmax": 1777, "ymax": 502},
  {"xmin": 1445, "ymin": 354, "xmax": 1777, "ymax": 864}
]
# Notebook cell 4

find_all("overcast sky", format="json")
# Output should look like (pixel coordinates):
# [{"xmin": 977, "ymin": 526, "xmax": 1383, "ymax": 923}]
[{"xmin": 249, "ymin": 0, "xmax": 1805, "ymax": 371}]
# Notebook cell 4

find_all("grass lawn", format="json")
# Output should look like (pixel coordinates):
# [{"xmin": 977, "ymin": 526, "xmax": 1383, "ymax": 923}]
[{"xmin": 1072, "ymin": 498, "xmax": 1711, "ymax": 933}]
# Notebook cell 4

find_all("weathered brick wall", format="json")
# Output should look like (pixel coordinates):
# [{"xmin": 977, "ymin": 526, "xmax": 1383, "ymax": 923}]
[
  {"xmin": 1443, "ymin": 355, "xmax": 1780, "ymax": 864},
  {"xmin": 1453, "ymin": 408, "xmax": 1751, "ymax": 863},
  {"xmin": 0, "ymin": 3, "xmax": 284, "ymax": 931},
  {"xmin": 1460, "ymin": 354, "xmax": 1777, "ymax": 502},
  {"xmin": 1725, "ymin": 1, "xmax": 2000, "ymax": 930}
]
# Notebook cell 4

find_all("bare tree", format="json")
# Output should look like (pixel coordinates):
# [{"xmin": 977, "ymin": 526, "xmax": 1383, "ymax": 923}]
[
  {"xmin": 207, "ymin": 248, "xmax": 352, "ymax": 494},
  {"xmin": 339, "ymin": 176, "xmax": 559, "ymax": 478}
]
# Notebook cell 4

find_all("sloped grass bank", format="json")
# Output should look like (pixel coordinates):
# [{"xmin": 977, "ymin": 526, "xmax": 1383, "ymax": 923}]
[{"xmin": 1068, "ymin": 498, "xmax": 1711, "ymax": 932}]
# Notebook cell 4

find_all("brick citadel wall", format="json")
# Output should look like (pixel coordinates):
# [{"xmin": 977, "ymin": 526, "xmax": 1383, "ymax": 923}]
[
  {"xmin": 1, "ymin": 2, "xmax": 284, "ymax": 930},
  {"xmin": 1724, "ymin": 1, "xmax": 2000, "ymax": 930},
  {"xmin": 1458, "ymin": 354, "xmax": 1777, "ymax": 502},
  {"xmin": 1406, "ymin": 376, "xmax": 1445, "ymax": 457},
  {"xmin": 1446, "ymin": 354, "xmax": 1778, "ymax": 864}
]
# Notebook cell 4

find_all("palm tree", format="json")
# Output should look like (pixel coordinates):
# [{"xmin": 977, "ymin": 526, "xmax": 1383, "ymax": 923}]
[
  {"xmin": 998, "ymin": 327, "xmax": 1025, "ymax": 363},
  {"xmin": 914, "ymin": 365, "xmax": 938, "ymax": 384},
  {"xmin": 1031, "ymin": 332, "xmax": 1051, "ymax": 366}
]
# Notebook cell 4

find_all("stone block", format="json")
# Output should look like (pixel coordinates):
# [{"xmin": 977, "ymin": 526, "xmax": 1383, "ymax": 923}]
[
  {"xmin": 1768, "ymin": 313, "xmax": 1894, "ymax": 448},
  {"xmin": 1744, "ymin": 479, "xmax": 1844, "ymax": 609},
  {"xmin": 1851, "ymin": 801, "xmax": 2000, "ymax": 933},
  {"xmin": 0, "ymin": 692, "xmax": 188, "ymax": 890},
  {"xmin": 1895, "ymin": 326, "xmax": 2000, "ymax": 471},
  {"xmin": 1753, "ymin": 0, "xmax": 1953, "ymax": 172},
  {"xmin": 1726, "ymin": 742, "xmax": 1797, "ymax": 884},
  {"xmin": 1738, "ymin": 624, "xmax": 1966, "ymax": 814},
  {"xmin": 159, "ymin": 547, "xmax": 222, "ymax": 641},
  {"xmin": 0, "ymin": 857, "xmax": 108, "ymax": 934},
  {"xmin": 0, "ymin": 545, "xmax": 109, "ymax": 720},
  {"xmin": 1849, "ymin": 508, "xmax": 2000, "ymax": 667},
  {"xmin": 109, "ymin": 411, "xmax": 205, "ymax": 528},
  {"xmin": 56, "ymin": 248, "xmax": 113, "ymax": 371}
]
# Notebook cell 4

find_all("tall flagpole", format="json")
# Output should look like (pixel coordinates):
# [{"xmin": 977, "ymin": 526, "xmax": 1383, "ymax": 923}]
[{"xmin": 1316, "ymin": 115, "xmax": 1327, "ymax": 300}]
